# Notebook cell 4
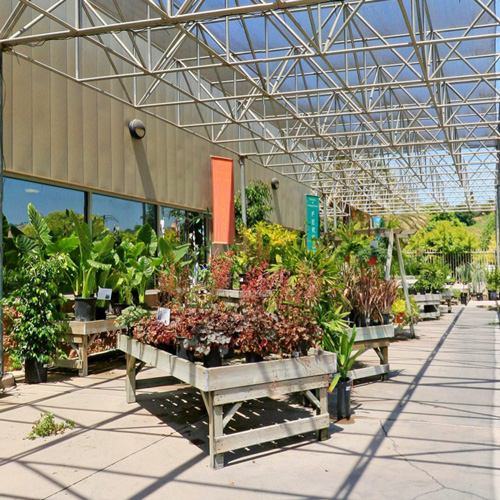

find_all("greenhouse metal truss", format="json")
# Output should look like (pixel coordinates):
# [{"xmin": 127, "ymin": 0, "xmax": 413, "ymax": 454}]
[{"xmin": 0, "ymin": 0, "xmax": 499, "ymax": 216}]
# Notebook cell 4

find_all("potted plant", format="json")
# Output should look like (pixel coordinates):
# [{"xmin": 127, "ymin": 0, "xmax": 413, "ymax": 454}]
[
  {"xmin": 115, "ymin": 305, "xmax": 150, "ymax": 336},
  {"xmin": 69, "ymin": 213, "xmax": 113, "ymax": 320},
  {"xmin": 273, "ymin": 265, "xmax": 324, "ymax": 355},
  {"xmin": 390, "ymin": 297, "xmax": 419, "ymax": 333},
  {"xmin": 414, "ymin": 262, "xmax": 448, "ymax": 295},
  {"xmin": 486, "ymin": 267, "xmax": 500, "ymax": 300},
  {"xmin": 132, "ymin": 315, "xmax": 177, "ymax": 354},
  {"xmin": 180, "ymin": 305, "xmax": 240, "ymax": 367},
  {"xmin": 470, "ymin": 263, "xmax": 486, "ymax": 300},
  {"xmin": 4, "ymin": 255, "xmax": 68, "ymax": 383},
  {"xmin": 373, "ymin": 279, "xmax": 400, "ymax": 325},
  {"xmin": 327, "ymin": 327, "xmax": 364, "ymax": 420},
  {"xmin": 210, "ymin": 250, "xmax": 235, "ymax": 290}
]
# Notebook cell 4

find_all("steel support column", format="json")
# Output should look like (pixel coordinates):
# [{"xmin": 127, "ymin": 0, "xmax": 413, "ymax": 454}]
[
  {"xmin": 496, "ymin": 135, "xmax": 500, "ymax": 269},
  {"xmin": 0, "ymin": 51, "xmax": 4, "ymax": 378},
  {"xmin": 239, "ymin": 156, "xmax": 247, "ymax": 227}
]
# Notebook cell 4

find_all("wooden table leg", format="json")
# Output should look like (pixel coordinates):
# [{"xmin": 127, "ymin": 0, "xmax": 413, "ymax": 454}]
[
  {"xmin": 380, "ymin": 345, "xmax": 389, "ymax": 381},
  {"xmin": 207, "ymin": 392, "xmax": 224, "ymax": 469},
  {"xmin": 317, "ymin": 387, "xmax": 329, "ymax": 441},
  {"xmin": 126, "ymin": 354, "xmax": 137, "ymax": 403},
  {"xmin": 79, "ymin": 336, "xmax": 89, "ymax": 377}
]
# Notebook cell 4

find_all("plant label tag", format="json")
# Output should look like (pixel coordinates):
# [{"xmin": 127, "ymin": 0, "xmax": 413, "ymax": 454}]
[
  {"xmin": 97, "ymin": 287, "xmax": 112, "ymax": 301},
  {"xmin": 346, "ymin": 385, "xmax": 351, "ymax": 392},
  {"xmin": 157, "ymin": 307, "xmax": 171, "ymax": 325}
]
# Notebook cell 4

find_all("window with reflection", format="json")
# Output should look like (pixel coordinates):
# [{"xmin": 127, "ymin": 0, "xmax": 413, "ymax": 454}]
[
  {"xmin": 92, "ymin": 194, "xmax": 156, "ymax": 237},
  {"xmin": 159, "ymin": 206, "xmax": 208, "ymax": 263},
  {"xmin": 3, "ymin": 177, "xmax": 85, "ymax": 238}
]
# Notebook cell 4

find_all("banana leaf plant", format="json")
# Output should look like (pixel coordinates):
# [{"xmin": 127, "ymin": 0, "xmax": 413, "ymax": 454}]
[
  {"xmin": 115, "ymin": 224, "xmax": 159, "ymax": 305},
  {"xmin": 68, "ymin": 213, "xmax": 113, "ymax": 298},
  {"xmin": 328, "ymin": 327, "xmax": 364, "ymax": 393}
]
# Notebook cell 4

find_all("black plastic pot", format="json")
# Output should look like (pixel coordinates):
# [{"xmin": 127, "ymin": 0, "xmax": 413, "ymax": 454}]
[
  {"xmin": 336, "ymin": 376, "xmax": 352, "ymax": 420},
  {"xmin": 488, "ymin": 290, "xmax": 497, "ymax": 301},
  {"xmin": 113, "ymin": 303, "xmax": 127, "ymax": 317},
  {"xmin": 96, "ymin": 306, "xmax": 107, "ymax": 320},
  {"xmin": 476, "ymin": 292, "xmax": 483, "ymax": 301},
  {"xmin": 460, "ymin": 293, "xmax": 468, "ymax": 305},
  {"xmin": 74, "ymin": 297, "xmax": 97, "ymax": 321},
  {"xmin": 203, "ymin": 345, "xmax": 222, "ymax": 368},
  {"xmin": 176, "ymin": 337, "xmax": 195, "ymax": 362},
  {"xmin": 245, "ymin": 352, "xmax": 264, "ymax": 363},
  {"xmin": 358, "ymin": 314, "xmax": 368, "ymax": 328},
  {"xmin": 24, "ymin": 358, "xmax": 48, "ymax": 384},
  {"xmin": 382, "ymin": 313, "xmax": 391, "ymax": 325}
]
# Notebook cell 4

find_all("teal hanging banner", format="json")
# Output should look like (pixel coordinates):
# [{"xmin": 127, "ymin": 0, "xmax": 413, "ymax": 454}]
[{"xmin": 306, "ymin": 195, "xmax": 320, "ymax": 250}]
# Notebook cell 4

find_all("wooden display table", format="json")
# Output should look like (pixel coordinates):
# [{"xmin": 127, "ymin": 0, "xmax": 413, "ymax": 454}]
[
  {"xmin": 57, "ymin": 319, "xmax": 125, "ymax": 376},
  {"xmin": 412, "ymin": 293, "xmax": 442, "ymax": 319},
  {"xmin": 118, "ymin": 334, "xmax": 336, "ymax": 469},
  {"xmin": 349, "ymin": 324, "xmax": 395, "ymax": 381}
]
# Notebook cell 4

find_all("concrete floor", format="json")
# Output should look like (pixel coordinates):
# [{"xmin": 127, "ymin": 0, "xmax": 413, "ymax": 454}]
[{"xmin": 1, "ymin": 301, "xmax": 499, "ymax": 500}]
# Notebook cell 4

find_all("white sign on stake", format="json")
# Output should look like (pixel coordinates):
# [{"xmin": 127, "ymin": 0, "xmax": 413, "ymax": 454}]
[
  {"xmin": 157, "ymin": 307, "xmax": 171, "ymax": 325},
  {"xmin": 97, "ymin": 287, "xmax": 112, "ymax": 301}
]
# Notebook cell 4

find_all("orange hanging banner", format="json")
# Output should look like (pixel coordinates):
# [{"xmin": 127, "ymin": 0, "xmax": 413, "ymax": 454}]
[{"xmin": 211, "ymin": 156, "xmax": 235, "ymax": 245}]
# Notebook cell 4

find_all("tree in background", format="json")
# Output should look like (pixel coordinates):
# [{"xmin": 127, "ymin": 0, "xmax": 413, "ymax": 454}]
[
  {"xmin": 480, "ymin": 212, "xmax": 496, "ymax": 250},
  {"xmin": 234, "ymin": 180, "xmax": 273, "ymax": 232},
  {"xmin": 406, "ymin": 219, "xmax": 479, "ymax": 254}
]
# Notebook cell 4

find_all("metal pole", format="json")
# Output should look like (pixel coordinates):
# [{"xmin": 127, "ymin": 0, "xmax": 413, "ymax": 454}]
[
  {"xmin": 496, "ymin": 137, "xmax": 500, "ymax": 269},
  {"xmin": 239, "ymin": 156, "xmax": 247, "ymax": 227},
  {"xmin": 0, "ymin": 51, "xmax": 4, "ymax": 378},
  {"xmin": 333, "ymin": 199, "xmax": 337, "ymax": 228},
  {"xmin": 322, "ymin": 193, "xmax": 328, "ymax": 233},
  {"xmin": 385, "ymin": 229, "xmax": 394, "ymax": 281},
  {"xmin": 395, "ymin": 234, "xmax": 415, "ymax": 338}
]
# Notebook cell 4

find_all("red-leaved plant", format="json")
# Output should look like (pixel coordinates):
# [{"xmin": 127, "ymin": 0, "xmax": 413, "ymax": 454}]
[
  {"xmin": 274, "ymin": 264, "xmax": 324, "ymax": 354},
  {"xmin": 133, "ymin": 315, "xmax": 177, "ymax": 352},
  {"xmin": 210, "ymin": 250, "xmax": 235, "ymax": 290},
  {"xmin": 237, "ymin": 264, "xmax": 282, "ymax": 357}
]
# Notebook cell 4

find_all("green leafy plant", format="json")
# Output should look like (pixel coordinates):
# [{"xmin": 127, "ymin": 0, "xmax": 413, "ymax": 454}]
[
  {"xmin": 5, "ymin": 254, "xmax": 68, "ymax": 366},
  {"xmin": 69, "ymin": 213, "xmax": 113, "ymax": 298},
  {"xmin": 486, "ymin": 267, "xmax": 500, "ymax": 292},
  {"xmin": 470, "ymin": 263, "xmax": 486, "ymax": 294},
  {"xmin": 115, "ymin": 306, "xmax": 150, "ymax": 333},
  {"xmin": 235, "ymin": 180, "xmax": 274, "ymax": 231},
  {"xmin": 390, "ymin": 296, "xmax": 419, "ymax": 327},
  {"xmin": 328, "ymin": 327, "xmax": 364, "ymax": 392},
  {"xmin": 26, "ymin": 412, "xmax": 75, "ymax": 440},
  {"xmin": 332, "ymin": 222, "xmax": 370, "ymax": 264},
  {"xmin": 414, "ymin": 262, "xmax": 449, "ymax": 294},
  {"xmin": 318, "ymin": 305, "xmax": 350, "ymax": 352}
]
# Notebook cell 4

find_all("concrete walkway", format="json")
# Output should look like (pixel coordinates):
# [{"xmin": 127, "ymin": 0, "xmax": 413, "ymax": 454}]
[{"xmin": 1, "ymin": 302, "xmax": 499, "ymax": 500}]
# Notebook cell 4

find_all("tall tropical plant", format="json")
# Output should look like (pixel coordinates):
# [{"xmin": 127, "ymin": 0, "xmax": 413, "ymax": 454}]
[
  {"xmin": 69, "ymin": 213, "xmax": 113, "ymax": 298},
  {"xmin": 327, "ymin": 327, "xmax": 364, "ymax": 392}
]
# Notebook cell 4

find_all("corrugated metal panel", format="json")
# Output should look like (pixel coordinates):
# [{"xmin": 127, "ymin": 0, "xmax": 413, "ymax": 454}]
[{"xmin": 3, "ymin": 49, "xmax": 310, "ymax": 229}]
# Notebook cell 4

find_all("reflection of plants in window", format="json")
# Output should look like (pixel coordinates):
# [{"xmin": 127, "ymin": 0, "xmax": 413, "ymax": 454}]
[{"xmin": 170, "ymin": 208, "xmax": 210, "ymax": 264}]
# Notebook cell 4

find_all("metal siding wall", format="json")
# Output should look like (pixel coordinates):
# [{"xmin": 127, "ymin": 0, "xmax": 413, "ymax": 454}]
[{"xmin": 2, "ymin": 42, "xmax": 311, "ymax": 230}]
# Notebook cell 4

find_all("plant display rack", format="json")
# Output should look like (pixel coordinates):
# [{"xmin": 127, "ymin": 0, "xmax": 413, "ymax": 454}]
[
  {"xmin": 56, "ymin": 319, "xmax": 125, "ymax": 376},
  {"xmin": 349, "ymin": 324, "xmax": 394, "ymax": 381},
  {"xmin": 215, "ymin": 289, "xmax": 241, "ymax": 307},
  {"xmin": 118, "ymin": 334, "xmax": 336, "ymax": 469},
  {"xmin": 412, "ymin": 293, "xmax": 442, "ymax": 320}
]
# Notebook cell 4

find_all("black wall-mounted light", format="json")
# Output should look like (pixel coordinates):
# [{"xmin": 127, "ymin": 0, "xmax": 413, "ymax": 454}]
[
  {"xmin": 128, "ymin": 119, "xmax": 146, "ymax": 139},
  {"xmin": 271, "ymin": 177, "xmax": 280, "ymax": 190}
]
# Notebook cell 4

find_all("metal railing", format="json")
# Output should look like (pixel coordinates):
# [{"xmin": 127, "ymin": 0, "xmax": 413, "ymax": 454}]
[{"xmin": 405, "ymin": 251, "xmax": 496, "ymax": 276}]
